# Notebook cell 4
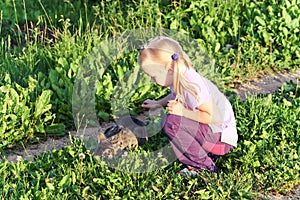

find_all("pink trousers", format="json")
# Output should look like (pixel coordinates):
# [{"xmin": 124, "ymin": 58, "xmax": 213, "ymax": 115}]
[{"xmin": 162, "ymin": 114, "xmax": 234, "ymax": 171}]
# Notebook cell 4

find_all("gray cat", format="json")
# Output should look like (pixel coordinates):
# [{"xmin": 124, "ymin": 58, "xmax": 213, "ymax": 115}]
[{"xmin": 94, "ymin": 116, "xmax": 148, "ymax": 159}]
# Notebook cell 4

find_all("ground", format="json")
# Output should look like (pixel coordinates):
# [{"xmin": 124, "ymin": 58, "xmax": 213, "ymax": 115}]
[{"xmin": 1, "ymin": 69, "xmax": 299, "ymax": 199}]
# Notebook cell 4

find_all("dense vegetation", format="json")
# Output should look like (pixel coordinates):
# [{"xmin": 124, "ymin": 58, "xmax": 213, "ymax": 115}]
[{"xmin": 0, "ymin": 0, "xmax": 299, "ymax": 199}]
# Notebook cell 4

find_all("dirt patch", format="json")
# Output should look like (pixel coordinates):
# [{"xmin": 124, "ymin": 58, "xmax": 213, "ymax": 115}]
[
  {"xmin": 0, "ymin": 112, "xmax": 152, "ymax": 163},
  {"xmin": 232, "ymin": 68, "xmax": 300, "ymax": 100}
]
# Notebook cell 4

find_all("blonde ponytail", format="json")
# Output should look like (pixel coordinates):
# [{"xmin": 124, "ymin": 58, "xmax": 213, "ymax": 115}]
[{"xmin": 172, "ymin": 54, "xmax": 201, "ymax": 105}]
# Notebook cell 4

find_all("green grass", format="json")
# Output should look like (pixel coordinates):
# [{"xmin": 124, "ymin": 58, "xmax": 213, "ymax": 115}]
[
  {"xmin": 0, "ymin": 81, "xmax": 299, "ymax": 199},
  {"xmin": 0, "ymin": 0, "xmax": 299, "ymax": 198}
]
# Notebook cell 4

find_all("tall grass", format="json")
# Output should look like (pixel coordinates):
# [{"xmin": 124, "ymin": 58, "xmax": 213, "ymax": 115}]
[{"xmin": 1, "ymin": 0, "xmax": 299, "ymax": 82}]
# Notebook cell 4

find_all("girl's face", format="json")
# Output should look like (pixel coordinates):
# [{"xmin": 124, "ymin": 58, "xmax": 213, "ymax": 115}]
[{"xmin": 141, "ymin": 59, "xmax": 173, "ymax": 87}]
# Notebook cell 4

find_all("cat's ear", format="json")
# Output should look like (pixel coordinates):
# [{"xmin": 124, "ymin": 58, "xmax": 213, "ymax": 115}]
[{"xmin": 97, "ymin": 132, "xmax": 106, "ymax": 143}]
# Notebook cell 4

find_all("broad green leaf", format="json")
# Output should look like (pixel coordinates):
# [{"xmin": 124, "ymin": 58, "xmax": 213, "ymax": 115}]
[
  {"xmin": 34, "ymin": 90, "xmax": 53, "ymax": 118},
  {"xmin": 45, "ymin": 124, "xmax": 66, "ymax": 136},
  {"xmin": 252, "ymin": 160, "xmax": 261, "ymax": 168},
  {"xmin": 282, "ymin": 7, "xmax": 291, "ymax": 24},
  {"xmin": 283, "ymin": 98, "xmax": 292, "ymax": 106},
  {"xmin": 214, "ymin": 43, "xmax": 221, "ymax": 53},
  {"xmin": 100, "ymin": 42, "xmax": 110, "ymax": 59},
  {"xmin": 217, "ymin": 21, "xmax": 225, "ymax": 31},
  {"xmin": 93, "ymin": 178, "xmax": 105, "ymax": 185},
  {"xmin": 262, "ymin": 31, "xmax": 271, "ymax": 43},
  {"xmin": 0, "ymin": 85, "xmax": 11, "ymax": 93},
  {"xmin": 46, "ymin": 182, "xmax": 55, "ymax": 190},
  {"xmin": 194, "ymin": 189, "xmax": 211, "ymax": 199},
  {"xmin": 117, "ymin": 65, "xmax": 124, "ymax": 79},
  {"xmin": 35, "ymin": 121, "xmax": 46, "ymax": 133},
  {"xmin": 68, "ymin": 149, "xmax": 76, "ymax": 157},
  {"xmin": 58, "ymin": 57, "xmax": 68, "ymax": 67},
  {"xmin": 82, "ymin": 186, "xmax": 91, "ymax": 196},
  {"xmin": 170, "ymin": 19, "xmax": 179, "ymax": 30},
  {"xmin": 49, "ymin": 69, "xmax": 58, "ymax": 84},
  {"xmin": 58, "ymin": 175, "xmax": 70, "ymax": 187},
  {"xmin": 282, "ymin": 27, "xmax": 289, "ymax": 37},
  {"xmin": 28, "ymin": 76, "xmax": 38, "ymax": 91},
  {"xmin": 255, "ymin": 16, "xmax": 266, "ymax": 26},
  {"xmin": 4, "ymin": 73, "xmax": 11, "ymax": 84},
  {"xmin": 71, "ymin": 171, "xmax": 76, "ymax": 185},
  {"xmin": 233, "ymin": 19, "xmax": 238, "ymax": 36}
]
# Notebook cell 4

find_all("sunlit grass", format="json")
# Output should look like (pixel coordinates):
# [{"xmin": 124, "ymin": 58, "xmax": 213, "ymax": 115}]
[{"xmin": 0, "ymin": 0, "xmax": 299, "ymax": 198}]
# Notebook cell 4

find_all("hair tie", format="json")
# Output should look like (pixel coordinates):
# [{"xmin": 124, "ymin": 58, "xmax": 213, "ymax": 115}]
[
  {"xmin": 171, "ymin": 53, "xmax": 179, "ymax": 60},
  {"xmin": 138, "ymin": 45, "xmax": 144, "ymax": 53}
]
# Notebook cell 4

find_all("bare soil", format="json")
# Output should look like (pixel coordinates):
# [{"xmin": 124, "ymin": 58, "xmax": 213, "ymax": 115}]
[
  {"xmin": 0, "ymin": 69, "xmax": 299, "ymax": 199},
  {"xmin": 232, "ymin": 68, "xmax": 300, "ymax": 100}
]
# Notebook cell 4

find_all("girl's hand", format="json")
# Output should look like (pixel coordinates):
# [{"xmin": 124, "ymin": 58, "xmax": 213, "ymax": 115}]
[
  {"xmin": 167, "ymin": 100, "xmax": 184, "ymax": 116},
  {"xmin": 141, "ymin": 99, "xmax": 162, "ymax": 109}
]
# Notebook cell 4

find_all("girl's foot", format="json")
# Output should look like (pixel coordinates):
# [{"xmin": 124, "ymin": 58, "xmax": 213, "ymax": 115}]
[
  {"xmin": 177, "ymin": 165, "xmax": 216, "ymax": 176},
  {"xmin": 177, "ymin": 166, "xmax": 199, "ymax": 176}
]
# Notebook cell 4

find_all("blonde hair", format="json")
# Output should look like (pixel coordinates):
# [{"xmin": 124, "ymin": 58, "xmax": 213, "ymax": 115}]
[{"xmin": 139, "ymin": 36, "xmax": 201, "ymax": 104}]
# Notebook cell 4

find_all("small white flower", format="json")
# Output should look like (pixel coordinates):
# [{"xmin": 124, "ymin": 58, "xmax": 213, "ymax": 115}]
[
  {"xmin": 79, "ymin": 153, "xmax": 85, "ymax": 160},
  {"xmin": 16, "ymin": 156, "xmax": 23, "ymax": 162}
]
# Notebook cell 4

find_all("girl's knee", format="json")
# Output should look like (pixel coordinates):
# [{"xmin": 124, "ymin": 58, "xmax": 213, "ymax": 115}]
[{"xmin": 163, "ymin": 114, "xmax": 182, "ymax": 138}]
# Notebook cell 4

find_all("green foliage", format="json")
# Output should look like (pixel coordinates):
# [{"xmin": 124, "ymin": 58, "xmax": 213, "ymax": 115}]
[
  {"xmin": 1, "ymin": 0, "xmax": 300, "ymax": 129},
  {"xmin": 0, "ymin": 75, "xmax": 65, "ymax": 150},
  {"xmin": 48, "ymin": 67, "xmax": 73, "ymax": 126},
  {"xmin": 0, "ymin": 0, "xmax": 299, "ymax": 198},
  {"xmin": 0, "ymin": 81, "xmax": 299, "ymax": 199},
  {"xmin": 160, "ymin": 0, "xmax": 300, "ymax": 82},
  {"xmin": 227, "ymin": 80, "xmax": 300, "ymax": 195}
]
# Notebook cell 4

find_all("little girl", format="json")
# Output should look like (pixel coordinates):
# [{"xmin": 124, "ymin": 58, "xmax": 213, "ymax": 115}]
[{"xmin": 138, "ymin": 36, "xmax": 238, "ymax": 175}]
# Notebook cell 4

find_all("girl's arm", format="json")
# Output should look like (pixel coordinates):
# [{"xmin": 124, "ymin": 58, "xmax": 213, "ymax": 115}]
[
  {"xmin": 142, "ymin": 94, "xmax": 171, "ymax": 109},
  {"xmin": 167, "ymin": 100, "xmax": 222, "ymax": 124}
]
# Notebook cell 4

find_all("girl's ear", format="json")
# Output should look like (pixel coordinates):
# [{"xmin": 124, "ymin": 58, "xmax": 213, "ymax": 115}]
[{"xmin": 168, "ymin": 67, "xmax": 174, "ymax": 75}]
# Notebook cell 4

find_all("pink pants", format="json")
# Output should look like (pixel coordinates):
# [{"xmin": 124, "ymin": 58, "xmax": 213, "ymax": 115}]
[{"xmin": 162, "ymin": 114, "xmax": 234, "ymax": 171}]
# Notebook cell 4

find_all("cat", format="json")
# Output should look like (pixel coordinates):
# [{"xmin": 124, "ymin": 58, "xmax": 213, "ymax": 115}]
[{"xmin": 94, "ymin": 115, "xmax": 148, "ymax": 159}]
